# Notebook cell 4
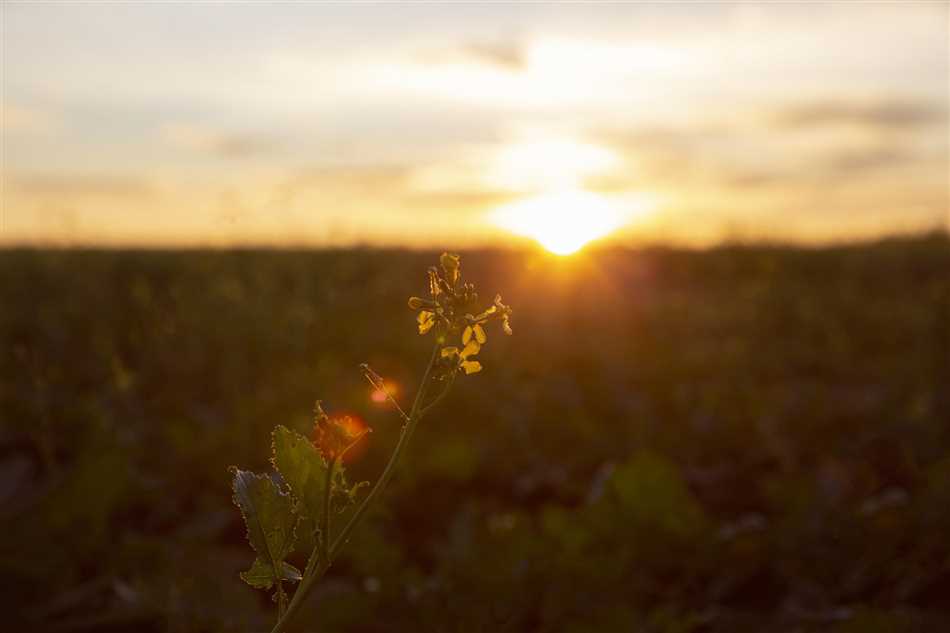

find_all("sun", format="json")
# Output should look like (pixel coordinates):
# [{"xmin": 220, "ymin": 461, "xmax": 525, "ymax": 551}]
[{"xmin": 490, "ymin": 189, "xmax": 628, "ymax": 255}]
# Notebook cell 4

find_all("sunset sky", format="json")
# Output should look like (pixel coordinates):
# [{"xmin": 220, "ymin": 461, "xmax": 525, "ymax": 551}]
[{"xmin": 2, "ymin": 2, "xmax": 948, "ymax": 249}]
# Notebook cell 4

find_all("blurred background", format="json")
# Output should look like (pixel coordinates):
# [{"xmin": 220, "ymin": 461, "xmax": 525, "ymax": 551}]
[{"xmin": 2, "ymin": 2, "xmax": 949, "ymax": 632}]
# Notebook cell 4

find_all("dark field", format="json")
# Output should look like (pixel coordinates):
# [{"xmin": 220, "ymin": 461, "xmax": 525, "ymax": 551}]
[{"xmin": 3, "ymin": 235, "xmax": 949, "ymax": 633}]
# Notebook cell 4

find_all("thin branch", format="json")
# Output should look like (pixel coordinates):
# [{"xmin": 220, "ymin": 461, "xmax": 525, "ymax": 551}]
[
  {"xmin": 419, "ymin": 374, "xmax": 456, "ymax": 419},
  {"xmin": 361, "ymin": 363, "xmax": 411, "ymax": 423},
  {"xmin": 271, "ymin": 343, "xmax": 441, "ymax": 633}
]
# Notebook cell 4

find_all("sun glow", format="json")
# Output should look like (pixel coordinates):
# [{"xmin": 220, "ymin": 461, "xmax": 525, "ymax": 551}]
[
  {"xmin": 491, "ymin": 189, "xmax": 629, "ymax": 255},
  {"xmin": 485, "ymin": 139, "xmax": 619, "ymax": 191}
]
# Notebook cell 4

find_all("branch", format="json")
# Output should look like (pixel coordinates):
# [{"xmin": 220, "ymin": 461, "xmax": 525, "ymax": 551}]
[
  {"xmin": 361, "ymin": 363, "xmax": 410, "ymax": 423},
  {"xmin": 270, "ymin": 343, "xmax": 441, "ymax": 633}
]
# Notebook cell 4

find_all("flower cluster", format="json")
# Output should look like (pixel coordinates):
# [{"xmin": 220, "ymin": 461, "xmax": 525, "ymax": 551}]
[{"xmin": 408, "ymin": 253, "xmax": 512, "ymax": 376}]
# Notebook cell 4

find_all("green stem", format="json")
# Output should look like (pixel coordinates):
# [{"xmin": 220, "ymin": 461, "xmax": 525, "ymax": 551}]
[
  {"xmin": 419, "ymin": 373, "xmax": 455, "ymax": 420},
  {"xmin": 321, "ymin": 458, "xmax": 335, "ymax": 563},
  {"xmin": 276, "ymin": 584, "xmax": 287, "ymax": 622},
  {"xmin": 270, "ymin": 343, "xmax": 443, "ymax": 633}
]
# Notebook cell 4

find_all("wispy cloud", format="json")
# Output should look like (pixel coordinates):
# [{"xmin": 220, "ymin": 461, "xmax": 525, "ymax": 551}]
[
  {"xmin": 773, "ymin": 100, "xmax": 946, "ymax": 130},
  {"xmin": 12, "ymin": 173, "xmax": 154, "ymax": 198},
  {"xmin": 415, "ymin": 37, "xmax": 528, "ymax": 71},
  {"xmin": 160, "ymin": 124, "xmax": 280, "ymax": 159},
  {"xmin": 2, "ymin": 102, "xmax": 60, "ymax": 135}
]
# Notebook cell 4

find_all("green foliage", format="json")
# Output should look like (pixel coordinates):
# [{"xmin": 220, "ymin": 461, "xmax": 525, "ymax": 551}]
[
  {"xmin": 610, "ymin": 452, "xmax": 708, "ymax": 540},
  {"xmin": 271, "ymin": 425, "xmax": 326, "ymax": 525},
  {"xmin": 241, "ymin": 558, "xmax": 303, "ymax": 590},
  {"xmin": 4, "ymin": 235, "xmax": 950, "ymax": 631},
  {"xmin": 230, "ymin": 468, "xmax": 301, "ymax": 592}
]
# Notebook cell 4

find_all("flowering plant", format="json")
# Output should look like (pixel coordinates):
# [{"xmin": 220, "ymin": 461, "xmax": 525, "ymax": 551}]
[{"xmin": 229, "ymin": 253, "xmax": 512, "ymax": 633}]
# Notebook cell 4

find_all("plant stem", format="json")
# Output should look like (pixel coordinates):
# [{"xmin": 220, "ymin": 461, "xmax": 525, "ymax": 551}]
[
  {"xmin": 321, "ymin": 458, "xmax": 335, "ymax": 563},
  {"xmin": 419, "ymin": 373, "xmax": 455, "ymax": 420},
  {"xmin": 270, "ymin": 343, "xmax": 443, "ymax": 633},
  {"xmin": 276, "ymin": 585, "xmax": 286, "ymax": 622}
]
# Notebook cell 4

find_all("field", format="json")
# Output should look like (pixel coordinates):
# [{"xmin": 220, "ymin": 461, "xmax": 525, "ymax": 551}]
[{"xmin": 3, "ymin": 234, "xmax": 949, "ymax": 632}]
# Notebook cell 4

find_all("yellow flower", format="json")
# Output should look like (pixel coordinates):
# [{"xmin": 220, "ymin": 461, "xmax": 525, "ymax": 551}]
[
  {"xmin": 460, "ymin": 359, "xmax": 482, "ymax": 375},
  {"xmin": 408, "ymin": 254, "xmax": 512, "ymax": 373},
  {"xmin": 417, "ymin": 310, "xmax": 435, "ymax": 334},
  {"xmin": 440, "ymin": 338, "xmax": 483, "ymax": 374},
  {"xmin": 459, "ymin": 332, "xmax": 482, "ymax": 374},
  {"xmin": 461, "ymin": 339, "xmax": 479, "ymax": 358},
  {"xmin": 463, "ymin": 324, "xmax": 487, "ymax": 346}
]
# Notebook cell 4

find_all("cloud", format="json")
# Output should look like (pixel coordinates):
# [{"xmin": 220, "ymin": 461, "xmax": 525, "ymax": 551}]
[
  {"xmin": 415, "ymin": 37, "xmax": 528, "ymax": 71},
  {"xmin": 12, "ymin": 173, "xmax": 154, "ymax": 198},
  {"xmin": 459, "ymin": 40, "xmax": 527, "ymax": 70},
  {"xmin": 823, "ymin": 147, "xmax": 915, "ymax": 175},
  {"xmin": 280, "ymin": 164, "xmax": 516, "ymax": 215},
  {"xmin": 2, "ymin": 103, "xmax": 60, "ymax": 135},
  {"xmin": 773, "ymin": 100, "xmax": 946, "ymax": 130},
  {"xmin": 285, "ymin": 164, "xmax": 413, "ymax": 195},
  {"xmin": 589, "ymin": 112, "xmax": 946, "ymax": 197},
  {"xmin": 403, "ymin": 189, "xmax": 517, "ymax": 214},
  {"xmin": 160, "ymin": 124, "xmax": 279, "ymax": 158}
]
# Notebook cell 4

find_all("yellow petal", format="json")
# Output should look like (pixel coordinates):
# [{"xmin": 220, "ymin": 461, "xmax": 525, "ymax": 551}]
[
  {"xmin": 461, "ymin": 340, "xmax": 480, "ymax": 359},
  {"xmin": 417, "ymin": 310, "xmax": 435, "ymax": 334},
  {"xmin": 473, "ymin": 305, "xmax": 497, "ymax": 321},
  {"xmin": 441, "ymin": 346, "xmax": 459, "ymax": 358},
  {"xmin": 462, "ymin": 325, "xmax": 473, "ymax": 345},
  {"xmin": 473, "ymin": 324, "xmax": 487, "ymax": 344},
  {"xmin": 461, "ymin": 360, "xmax": 482, "ymax": 375}
]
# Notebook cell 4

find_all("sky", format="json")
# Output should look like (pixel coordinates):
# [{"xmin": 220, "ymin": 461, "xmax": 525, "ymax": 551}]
[{"xmin": 2, "ymin": 1, "xmax": 948, "ymax": 249}]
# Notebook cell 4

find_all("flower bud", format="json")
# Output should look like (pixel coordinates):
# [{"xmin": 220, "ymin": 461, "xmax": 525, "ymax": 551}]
[{"xmin": 440, "ymin": 252, "xmax": 461, "ymax": 285}]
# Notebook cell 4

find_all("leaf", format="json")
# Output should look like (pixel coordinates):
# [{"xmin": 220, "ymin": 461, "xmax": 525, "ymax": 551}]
[
  {"xmin": 329, "ymin": 464, "xmax": 369, "ymax": 513},
  {"xmin": 230, "ymin": 468, "xmax": 299, "ymax": 591},
  {"xmin": 240, "ymin": 558, "xmax": 303, "ymax": 590},
  {"xmin": 272, "ymin": 425, "xmax": 326, "ymax": 520}
]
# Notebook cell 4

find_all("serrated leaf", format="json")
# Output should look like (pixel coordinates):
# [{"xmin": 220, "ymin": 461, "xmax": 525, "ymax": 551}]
[
  {"xmin": 230, "ymin": 468, "xmax": 298, "ymax": 591},
  {"xmin": 271, "ymin": 425, "xmax": 327, "ymax": 520},
  {"xmin": 240, "ymin": 558, "xmax": 303, "ymax": 589}
]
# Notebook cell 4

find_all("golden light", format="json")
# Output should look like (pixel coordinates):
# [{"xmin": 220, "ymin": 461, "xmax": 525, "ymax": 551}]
[
  {"xmin": 485, "ymin": 139, "xmax": 619, "ymax": 190},
  {"xmin": 490, "ymin": 189, "xmax": 629, "ymax": 255}
]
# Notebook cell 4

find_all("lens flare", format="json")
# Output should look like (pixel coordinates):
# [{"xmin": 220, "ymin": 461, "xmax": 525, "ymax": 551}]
[{"xmin": 370, "ymin": 381, "xmax": 397, "ymax": 404}]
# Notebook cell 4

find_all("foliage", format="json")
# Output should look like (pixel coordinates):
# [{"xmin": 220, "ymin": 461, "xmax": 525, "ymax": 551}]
[{"xmin": 1, "ymin": 234, "xmax": 949, "ymax": 631}]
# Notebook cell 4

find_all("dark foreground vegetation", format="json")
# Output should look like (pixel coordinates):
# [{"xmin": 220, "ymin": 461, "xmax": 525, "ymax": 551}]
[{"xmin": 2, "ymin": 233, "xmax": 949, "ymax": 633}]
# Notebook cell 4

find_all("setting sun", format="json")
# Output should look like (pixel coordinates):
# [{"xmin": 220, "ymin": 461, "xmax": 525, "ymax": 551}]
[{"xmin": 490, "ymin": 189, "xmax": 629, "ymax": 255}]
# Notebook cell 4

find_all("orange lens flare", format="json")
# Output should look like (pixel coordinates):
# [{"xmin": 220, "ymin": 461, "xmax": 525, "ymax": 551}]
[
  {"xmin": 370, "ymin": 381, "xmax": 397, "ymax": 405},
  {"xmin": 338, "ymin": 414, "xmax": 369, "ymax": 464},
  {"xmin": 312, "ymin": 413, "xmax": 370, "ymax": 464}
]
